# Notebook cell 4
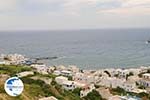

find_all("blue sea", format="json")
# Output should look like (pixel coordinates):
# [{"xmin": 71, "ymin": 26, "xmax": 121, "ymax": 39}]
[{"xmin": 0, "ymin": 29, "xmax": 150, "ymax": 69}]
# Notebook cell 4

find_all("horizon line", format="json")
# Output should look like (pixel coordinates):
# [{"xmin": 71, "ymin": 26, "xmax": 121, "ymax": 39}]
[{"xmin": 0, "ymin": 27, "xmax": 150, "ymax": 32}]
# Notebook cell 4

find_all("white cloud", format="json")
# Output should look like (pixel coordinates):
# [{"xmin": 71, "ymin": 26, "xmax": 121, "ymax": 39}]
[
  {"xmin": 0, "ymin": 0, "xmax": 149, "ymax": 30},
  {"xmin": 61, "ymin": 0, "xmax": 150, "ymax": 15},
  {"xmin": 122, "ymin": 0, "xmax": 150, "ymax": 7},
  {"xmin": 0, "ymin": 0, "xmax": 17, "ymax": 11},
  {"xmin": 24, "ymin": 0, "xmax": 63, "ymax": 5},
  {"xmin": 0, "ymin": 0, "xmax": 149, "ymax": 15},
  {"xmin": 99, "ymin": 7, "xmax": 150, "ymax": 15},
  {"xmin": 97, "ymin": 0, "xmax": 150, "ymax": 15}
]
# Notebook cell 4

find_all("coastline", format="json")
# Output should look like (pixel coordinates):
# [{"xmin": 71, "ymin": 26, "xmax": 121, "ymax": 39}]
[{"xmin": 0, "ymin": 54, "xmax": 150, "ymax": 100}]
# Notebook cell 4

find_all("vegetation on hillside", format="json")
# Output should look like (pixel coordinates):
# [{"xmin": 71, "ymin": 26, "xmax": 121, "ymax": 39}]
[
  {"xmin": 0, "ymin": 64, "xmax": 32, "ymax": 76},
  {"xmin": 110, "ymin": 87, "xmax": 150, "ymax": 100},
  {"xmin": 83, "ymin": 90, "xmax": 103, "ymax": 100},
  {"xmin": 0, "ymin": 65, "xmax": 104, "ymax": 100}
]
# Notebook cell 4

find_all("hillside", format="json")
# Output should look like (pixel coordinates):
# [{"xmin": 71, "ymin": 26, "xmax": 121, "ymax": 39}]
[{"xmin": 0, "ymin": 65, "xmax": 102, "ymax": 100}]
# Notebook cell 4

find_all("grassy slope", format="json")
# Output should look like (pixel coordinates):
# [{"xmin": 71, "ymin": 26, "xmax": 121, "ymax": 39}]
[{"xmin": 0, "ymin": 65, "xmax": 81, "ymax": 100}]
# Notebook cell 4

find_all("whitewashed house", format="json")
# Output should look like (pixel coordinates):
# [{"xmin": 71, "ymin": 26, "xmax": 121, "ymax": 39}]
[
  {"xmin": 55, "ymin": 76, "xmax": 68, "ymax": 85},
  {"xmin": 119, "ymin": 76, "xmax": 140, "ymax": 92},
  {"xmin": 39, "ymin": 96, "xmax": 58, "ymax": 100},
  {"xmin": 2, "ymin": 54, "xmax": 28, "ymax": 65},
  {"xmin": 62, "ymin": 81, "xmax": 76, "ymax": 90},
  {"xmin": 74, "ymin": 81, "xmax": 86, "ymax": 88},
  {"xmin": 132, "ymin": 88, "xmax": 147, "ymax": 94},
  {"xmin": 80, "ymin": 84, "xmax": 95, "ymax": 98},
  {"xmin": 31, "ymin": 64, "xmax": 47, "ymax": 68},
  {"xmin": 99, "ymin": 77, "xmax": 125, "ymax": 88},
  {"xmin": 55, "ymin": 76, "xmax": 86, "ymax": 90},
  {"xmin": 119, "ymin": 81, "xmax": 136, "ymax": 92},
  {"xmin": 53, "ymin": 70, "xmax": 61, "ymax": 76},
  {"xmin": 127, "ymin": 76, "xmax": 140, "ymax": 83},
  {"xmin": 128, "ymin": 68, "xmax": 140, "ymax": 75},
  {"xmin": 138, "ymin": 73, "xmax": 150, "ymax": 87},
  {"xmin": 109, "ymin": 95, "xmax": 140, "ymax": 100},
  {"xmin": 53, "ymin": 70, "xmax": 72, "ymax": 76},
  {"xmin": 48, "ymin": 66, "xmax": 56, "ymax": 73},
  {"xmin": 73, "ymin": 72, "xmax": 95, "ymax": 84},
  {"xmin": 17, "ymin": 71, "xmax": 34, "ymax": 77},
  {"xmin": 109, "ymin": 95, "xmax": 121, "ymax": 100},
  {"xmin": 146, "ymin": 88, "xmax": 150, "ymax": 94},
  {"xmin": 139, "ymin": 66, "xmax": 149, "ymax": 73},
  {"xmin": 118, "ymin": 70, "xmax": 130, "ymax": 78},
  {"xmin": 31, "ymin": 64, "xmax": 49, "ymax": 74},
  {"xmin": 68, "ymin": 65, "xmax": 80, "ymax": 73},
  {"xmin": 61, "ymin": 70, "xmax": 72, "ymax": 76},
  {"xmin": 56, "ymin": 65, "xmax": 66, "ymax": 71},
  {"xmin": 0, "ymin": 61, "xmax": 6, "ymax": 65},
  {"xmin": 120, "ymin": 96, "xmax": 141, "ymax": 100}
]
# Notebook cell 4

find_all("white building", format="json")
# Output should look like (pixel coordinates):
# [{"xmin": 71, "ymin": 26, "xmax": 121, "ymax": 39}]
[
  {"xmin": 56, "ymin": 65, "xmax": 66, "ymax": 71},
  {"xmin": 55, "ymin": 76, "xmax": 87, "ymax": 90},
  {"xmin": 118, "ymin": 76, "xmax": 140, "ymax": 92},
  {"xmin": 120, "ymin": 96, "xmax": 140, "ymax": 100},
  {"xmin": 39, "ymin": 96, "xmax": 58, "ymax": 100},
  {"xmin": 132, "ymin": 88, "xmax": 147, "ymax": 94},
  {"xmin": 109, "ymin": 95, "xmax": 140, "ymax": 100},
  {"xmin": 128, "ymin": 68, "xmax": 141, "ymax": 75},
  {"xmin": 61, "ymin": 70, "xmax": 72, "ymax": 76},
  {"xmin": 31, "ymin": 64, "xmax": 47, "ymax": 68},
  {"xmin": 53, "ymin": 70, "xmax": 61, "ymax": 76},
  {"xmin": 138, "ymin": 73, "xmax": 150, "ymax": 87},
  {"xmin": 62, "ymin": 81, "xmax": 76, "ymax": 90},
  {"xmin": 68, "ymin": 65, "xmax": 80, "ymax": 73},
  {"xmin": 80, "ymin": 84, "xmax": 95, "ymax": 97},
  {"xmin": 99, "ymin": 77, "xmax": 125, "ymax": 88},
  {"xmin": 146, "ymin": 88, "xmax": 150, "ymax": 94},
  {"xmin": 0, "ymin": 61, "xmax": 6, "ymax": 65},
  {"xmin": 109, "ymin": 95, "xmax": 121, "ymax": 100},
  {"xmin": 74, "ymin": 81, "xmax": 86, "ymax": 88},
  {"xmin": 31, "ymin": 64, "xmax": 49, "ymax": 74},
  {"xmin": 53, "ymin": 70, "xmax": 73, "ymax": 76},
  {"xmin": 118, "ymin": 69, "xmax": 130, "ymax": 78},
  {"xmin": 127, "ymin": 76, "xmax": 140, "ymax": 83},
  {"xmin": 2, "ymin": 54, "xmax": 28, "ymax": 65},
  {"xmin": 48, "ymin": 66, "xmax": 56, "ymax": 73},
  {"xmin": 55, "ymin": 76, "xmax": 68, "ymax": 85},
  {"xmin": 17, "ymin": 71, "xmax": 34, "ymax": 77},
  {"xmin": 73, "ymin": 72, "xmax": 96, "ymax": 84},
  {"xmin": 139, "ymin": 66, "xmax": 149, "ymax": 73},
  {"xmin": 119, "ymin": 81, "xmax": 136, "ymax": 92}
]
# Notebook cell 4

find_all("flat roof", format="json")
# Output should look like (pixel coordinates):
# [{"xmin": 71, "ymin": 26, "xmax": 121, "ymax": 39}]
[{"xmin": 143, "ymin": 73, "xmax": 150, "ymax": 77}]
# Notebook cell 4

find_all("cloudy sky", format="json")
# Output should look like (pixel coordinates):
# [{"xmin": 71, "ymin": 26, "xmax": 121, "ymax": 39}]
[{"xmin": 0, "ymin": 0, "xmax": 150, "ymax": 30}]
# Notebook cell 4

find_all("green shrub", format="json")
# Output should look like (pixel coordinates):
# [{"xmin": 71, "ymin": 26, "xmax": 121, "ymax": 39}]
[
  {"xmin": 83, "ymin": 90, "xmax": 103, "ymax": 100},
  {"xmin": 72, "ymin": 88, "xmax": 81, "ymax": 96},
  {"xmin": 0, "ymin": 65, "xmax": 32, "ymax": 76}
]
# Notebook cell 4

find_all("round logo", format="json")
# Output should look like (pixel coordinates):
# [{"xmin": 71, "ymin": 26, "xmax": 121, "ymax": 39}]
[{"xmin": 4, "ymin": 77, "xmax": 24, "ymax": 96}]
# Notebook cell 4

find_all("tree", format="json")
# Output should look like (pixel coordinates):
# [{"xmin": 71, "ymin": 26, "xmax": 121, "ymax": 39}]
[
  {"xmin": 147, "ymin": 69, "xmax": 150, "ymax": 73},
  {"xmin": 83, "ymin": 90, "xmax": 103, "ymax": 100},
  {"xmin": 104, "ymin": 70, "xmax": 111, "ymax": 77},
  {"xmin": 126, "ymin": 72, "xmax": 134, "ymax": 80},
  {"xmin": 72, "ymin": 88, "xmax": 81, "ymax": 96}
]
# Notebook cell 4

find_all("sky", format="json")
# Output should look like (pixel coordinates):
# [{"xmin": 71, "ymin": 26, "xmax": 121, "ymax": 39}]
[{"xmin": 0, "ymin": 0, "xmax": 150, "ymax": 30}]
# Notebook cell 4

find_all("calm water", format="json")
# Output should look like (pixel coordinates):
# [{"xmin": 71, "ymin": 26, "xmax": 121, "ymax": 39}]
[{"xmin": 0, "ymin": 29, "xmax": 150, "ymax": 69}]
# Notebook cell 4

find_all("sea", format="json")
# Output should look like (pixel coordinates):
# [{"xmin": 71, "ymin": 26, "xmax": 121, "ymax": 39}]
[{"xmin": 0, "ymin": 28, "xmax": 150, "ymax": 69}]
